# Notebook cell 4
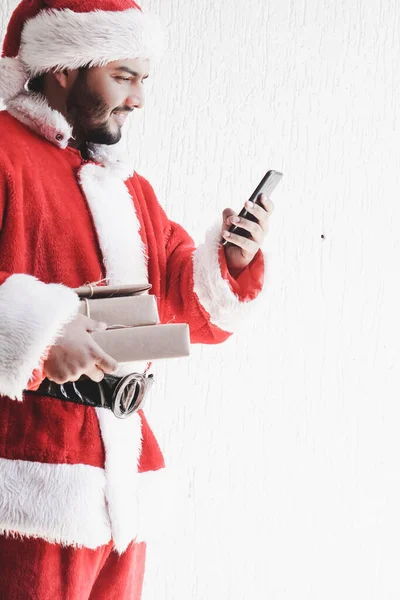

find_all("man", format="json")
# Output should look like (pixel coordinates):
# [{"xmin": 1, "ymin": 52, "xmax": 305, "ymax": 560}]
[{"xmin": 0, "ymin": 0, "xmax": 273, "ymax": 598}]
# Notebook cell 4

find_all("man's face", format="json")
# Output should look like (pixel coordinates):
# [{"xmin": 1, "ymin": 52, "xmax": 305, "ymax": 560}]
[{"xmin": 65, "ymin": 58, "xmax": 150, "ymax": 145}]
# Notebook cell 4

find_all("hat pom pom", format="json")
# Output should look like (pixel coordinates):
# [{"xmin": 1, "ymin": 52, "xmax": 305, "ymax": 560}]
[{"xmin": 0, "ymin": 57, "xmax": 29, "ymax": 102}]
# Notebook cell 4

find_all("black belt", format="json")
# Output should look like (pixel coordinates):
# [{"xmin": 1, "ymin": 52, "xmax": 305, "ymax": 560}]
[{"xmin": 29, "ymin": 372, "xmax": 154, "ymax": 419}]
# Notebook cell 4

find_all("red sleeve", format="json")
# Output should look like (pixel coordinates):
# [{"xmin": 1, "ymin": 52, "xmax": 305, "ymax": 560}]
[
  {"xmin": 161, "ymin": 213, "xmax": 265, "ymax": 342},
  {"xmin": 135, "ymin": 174, "xmax": 266, "ymax": 344},
  {"xmin": 0, "ymin": 164, "xmax": 79, "ymax": 399},
  {"xmin": 218, "ymin": 245, "xmax": 265, "ymax": 302},
  {"xmin": 137, "ymin": 410, "xmax": 165, "ymax": 473},
  {"xmin": 0, "ymin": 168, "xmax": 9, "ymax": 286},
  {"xmin": 0, "ymin": 165, "xmax": 45, "ymax": 392},
  {"xmin": 162, "ymin": 219, "xmax": 233, "ymax": 344}
]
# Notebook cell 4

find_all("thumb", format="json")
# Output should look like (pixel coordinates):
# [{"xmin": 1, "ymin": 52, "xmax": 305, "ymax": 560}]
[{"xmin": 222, "ymin": 208, "xmax": 236, "ymax": 225}]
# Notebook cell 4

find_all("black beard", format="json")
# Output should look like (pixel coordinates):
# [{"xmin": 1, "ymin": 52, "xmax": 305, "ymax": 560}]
[{"xmin": 66, "ymin": 70, "xmax": 122, "ymax": 146}]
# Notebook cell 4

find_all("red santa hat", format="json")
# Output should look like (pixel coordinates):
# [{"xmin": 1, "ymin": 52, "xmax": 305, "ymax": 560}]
[{"xmin": 0, "ymin": 0, "xmax": 165, "ymax": 102}]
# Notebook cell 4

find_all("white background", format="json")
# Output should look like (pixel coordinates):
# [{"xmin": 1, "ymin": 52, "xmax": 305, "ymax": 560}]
[{"xmin": 2, "ymin": 1, "xmax": 400, "ymax": 598}]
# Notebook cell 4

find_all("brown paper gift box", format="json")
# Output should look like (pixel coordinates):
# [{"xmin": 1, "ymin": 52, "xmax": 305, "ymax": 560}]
[
  {"xmin": 91, "ymin": 323, "xmax": 191, "ymax": 363},
  {"xmin": 79, "ymin": 295, "xmax": 160, "ymax": 328}
]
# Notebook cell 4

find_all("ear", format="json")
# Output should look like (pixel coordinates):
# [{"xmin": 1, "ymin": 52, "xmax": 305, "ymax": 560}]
[{"xmin": 53, "ymin": 68, "xmax": 71, "ymax": 90}]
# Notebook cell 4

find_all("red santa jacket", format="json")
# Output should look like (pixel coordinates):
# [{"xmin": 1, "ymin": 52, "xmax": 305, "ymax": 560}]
[{"xmin": 0, "ymin": 92, "xmax": 266, "ymax": 552}]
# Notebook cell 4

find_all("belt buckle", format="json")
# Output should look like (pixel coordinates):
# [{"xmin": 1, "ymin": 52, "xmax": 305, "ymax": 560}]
[{"xmin": 111, "ymin": 373, "xmax": 154, "ymax": 419}]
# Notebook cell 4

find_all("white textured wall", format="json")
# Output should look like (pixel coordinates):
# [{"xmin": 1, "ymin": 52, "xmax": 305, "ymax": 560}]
[{"xmin": 2, "ymin": 1, "xmax": 400, "ymax": 599}]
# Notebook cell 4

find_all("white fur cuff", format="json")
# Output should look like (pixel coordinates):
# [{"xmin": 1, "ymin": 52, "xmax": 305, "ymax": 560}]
[
  {"xmin": 0, "ymin": 274, "xmax": 80, "ymax": 400},
  {"xmin": 193, "ymin": 222, "xmax": 267, "ymax": 334}
]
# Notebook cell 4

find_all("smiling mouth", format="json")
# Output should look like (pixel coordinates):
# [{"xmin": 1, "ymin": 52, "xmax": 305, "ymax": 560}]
[{"xmin": 112, "ymin": 111, "xmax": 131, "ymax": 126}]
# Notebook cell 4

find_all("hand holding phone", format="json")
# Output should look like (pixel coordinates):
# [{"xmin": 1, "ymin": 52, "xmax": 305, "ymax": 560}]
[{"xmin": 221, "ymin": 169, "xmax": 283, "ymax": 246}]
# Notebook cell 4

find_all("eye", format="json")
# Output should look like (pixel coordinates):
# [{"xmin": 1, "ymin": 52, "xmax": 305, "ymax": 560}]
[{"xmin": 115, "ymin": 76, "xmax": 131, "ymax": 82}]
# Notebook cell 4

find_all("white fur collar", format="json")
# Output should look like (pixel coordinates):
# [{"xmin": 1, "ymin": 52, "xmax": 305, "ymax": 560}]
[
  {"xmin": 86, "ymin": 142, "xmax": 135, "ymax": 180},
  {"xmin": 6, "ymin": 92, "xmax": 133, "ymax": 173},
  {"xmin": 7, "ymin": 92, "xmax": 72, "ymax": 149}
]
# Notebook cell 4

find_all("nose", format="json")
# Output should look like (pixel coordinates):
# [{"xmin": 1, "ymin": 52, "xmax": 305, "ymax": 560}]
[{"xmin": 126, "ymin": 84, "xmax": 145, "ymax": 110}]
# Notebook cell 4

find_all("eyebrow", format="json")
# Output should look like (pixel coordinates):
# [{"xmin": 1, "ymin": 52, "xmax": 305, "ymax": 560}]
[{"xmin": 115, "ymin": 66, "xmax": 150, "ymax": 79}]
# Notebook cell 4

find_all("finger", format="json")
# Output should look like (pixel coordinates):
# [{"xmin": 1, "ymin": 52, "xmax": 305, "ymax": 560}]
[
  {"xmin": 222, "ymin": 208, "xmax": 236, "ymax": 223},
  {"xmin": 228, "ymin": 215, "xmax": 265, "ymax": 244},
  {"xmin": 222, "ymin": 230, "xmax": 259, "ymax": 254},
  {"xmin": 47, "ymin": 369, "xmax": 81, "ymax": 384},
  {"xmin": 45, "ymin": 371, "xmax": 66, "ymax": 385},
  {"xmin": 86, "ymin": 366, "xmax": 105, "ymax": 383},
  {"xmin": 258, "ymin": 194, "xmax": 274, "ymax": 214},
  {"xmin": 67, "ymin": 371, "xmax": 84, "ymax": 383},
  {"xmin": 92, "ymin": 345, "xmax": 119, "ymax": 374},
  {"xmin": 44, "ymin": 353, "xmax": 82, "ymax": 383},
  {"xmin": 245, "ymin": 197, "xmax": 273, "ymax": 222}
]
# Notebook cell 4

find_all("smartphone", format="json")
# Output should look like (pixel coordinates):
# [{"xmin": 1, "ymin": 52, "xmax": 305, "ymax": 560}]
[{"xmin": 221, "ymin": 169, "xmax": 283, "ymax": 246}]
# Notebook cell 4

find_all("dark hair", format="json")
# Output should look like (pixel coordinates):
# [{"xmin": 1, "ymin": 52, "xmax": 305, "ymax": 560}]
[
  {"xmin": 27, "ymin": 75, "xmax": 45, "ymax": 93},
  {"xmin": 27, "ymin": 66, "xmax": 90, "ymax": 94}
]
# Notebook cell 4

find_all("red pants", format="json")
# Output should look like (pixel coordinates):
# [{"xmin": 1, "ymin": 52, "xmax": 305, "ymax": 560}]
[{"xmin": 0, "ymin": 535, "xmax": 146, "ymax": 599}]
